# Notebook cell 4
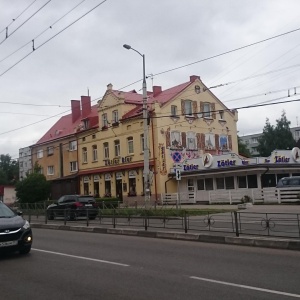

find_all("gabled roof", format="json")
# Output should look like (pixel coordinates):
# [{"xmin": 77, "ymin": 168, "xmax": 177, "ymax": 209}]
[
  {"xmin": 35, "ymin": 104, "xmax": 98, "ymax": 145},
  {"xmin": 148, "ymin": 81, "xmax": 191, "ymax": 105}
]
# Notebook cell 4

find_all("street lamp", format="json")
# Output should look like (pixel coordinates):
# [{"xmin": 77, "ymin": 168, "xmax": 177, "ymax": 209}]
[{"xmin": 123, "ymin": 44, "xmax": 150, "ymax": 206}]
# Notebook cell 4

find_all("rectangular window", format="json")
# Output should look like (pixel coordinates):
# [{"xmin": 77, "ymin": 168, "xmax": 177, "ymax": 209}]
[
  {"xmin": 104, "ymin": 142, "xmax": 109, "ymax": 159},
  {"xmin": 171, "ymin": 131, "xmax": 181, "ymax": 148},
  {"xmin": 219, "ymin": 110, "xmax": 224, "ymax": 120},
  {"xmin": 47, "ymin": 146, "xmax": 54, "ymax": 156},
  {"xmin": 83, "ymin": 119, "xmax": 89, "ymax": 129},
  {"xmin": 197, "ymin": 179, "xmax": 204, "ymax": 190},
  {"xmin": 171, "ymin": 105, "xmax": 177, "ymax": 117},
  {"xmin": 140, "ymin": 134, "xmax": 144, "ymax": 152},
  {"xmin": 102, "ymin": 113, "xmax": 108, "ymax": 128},
  {"xmin": 203, "ymin": 103, "xmax": 211, "ymax": 118},
  {"xmin": 70, "ymin": 161, "xmax": 78, "ymax": 172},
  {"xmin": 112, "ymin": 110, "xmax": 119, "ymax": 123},
  {"xmin": 225, "ymin": 176, "xmax": 234, "ymax": 189},
  {"xmin": 184, "ymin": 100, "xmax": 193, "ymax": 116},
  {"xmin": 69, "ymin": 141, "xmax": 77, "ymax": 151},
  {"xmin": 216, "ymin": 177, "xmax": 225, "ymax": 189},
  {"xmin": 47, "ymin": 166, "xmax": 54, "ymax": 175},
  {"xmin": 187, "ymin": 179, "xmax": 194, "ymax": 192},
  {"xmin": 37, "ymin": 149, "xmax": 43, "ymax": 158},
  {"xmin": 128, "ymin": 178, "xmax": 136, "ymax": 196},
  {"xmin": 127, "ymin": 137, "xmax": 134, "ymax": 154},
  {"xmin": 205, "ymin": 178, "xmax": 214, "ymax": 190},
  {"xmin": 82, "ymin": 147, "xmax": 87, "ymax": 163},
  {"xmin": 92, "ymin": 145, "xmax": 98, "ymax": 161},
  {"xmin": 238, "ymin": 176, "xmax": 247, "ymax": 188},
  {"xmin": 248, "ymin": 175, "xmax": 258, "ymax": 188},
  {"xmin": 187, "ymin": 132, "xmax": 196, "ymax": 150},
  {"xmin": 114, "ymin": 140, "xmax": 120, "ymax": 157}
]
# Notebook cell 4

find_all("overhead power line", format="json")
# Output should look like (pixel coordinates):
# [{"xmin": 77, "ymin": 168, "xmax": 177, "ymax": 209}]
[
  {"xmin": 0, "ymin": 0, "xmax": 108, "ymax": 78},
  {"xmin": 0, "ymin": 0, "xmax": 52, "ymax": 46},
  {"xmin": 0, "ymin": 0, "xmax": 88, "ymax": 64},
  {"xmin": 0, "ymin": 0, "xmax": 38, "ymax": 34}
]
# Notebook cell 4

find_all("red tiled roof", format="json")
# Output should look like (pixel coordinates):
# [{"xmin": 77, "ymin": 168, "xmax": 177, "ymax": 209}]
[{"xmin": 36, "ymin": 105, "xmax": 98, "ymax": 145}]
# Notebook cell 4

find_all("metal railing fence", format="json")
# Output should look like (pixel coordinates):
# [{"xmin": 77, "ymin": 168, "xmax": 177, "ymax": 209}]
[{"xmin": 21, "ymin": 207, "xmax": 300, "ymax": 240}]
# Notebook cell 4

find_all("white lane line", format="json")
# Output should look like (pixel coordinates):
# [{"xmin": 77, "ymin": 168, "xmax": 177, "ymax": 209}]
[
  {"xmin": 32, "ymin": 248, "xmax": 129, "ymax": 267},
  {"xmin": 190, "ymin": 276, "xmax": 300, "ymax": 298}
]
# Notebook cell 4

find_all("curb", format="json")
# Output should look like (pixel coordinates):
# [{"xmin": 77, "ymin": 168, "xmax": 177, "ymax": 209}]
[{"xmin": 31, "ymin": 223, "xmax": 300, "ymax": 251}]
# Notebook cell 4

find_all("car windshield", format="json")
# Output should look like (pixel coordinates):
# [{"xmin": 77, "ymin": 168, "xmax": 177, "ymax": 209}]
[{"xmin": 0, "ymin": 202, "xmax": 16, "ymax": 218}]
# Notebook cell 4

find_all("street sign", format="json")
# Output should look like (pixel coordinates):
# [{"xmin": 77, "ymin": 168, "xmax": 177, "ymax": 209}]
[{"xmin": 175, "ymin": 169, "xmax": 181, "ymax": 181}]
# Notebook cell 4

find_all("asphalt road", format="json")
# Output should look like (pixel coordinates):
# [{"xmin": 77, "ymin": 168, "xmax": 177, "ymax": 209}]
[{"xmin": 1, "ymin": 228, "xmax": 300, "ymax": 300}]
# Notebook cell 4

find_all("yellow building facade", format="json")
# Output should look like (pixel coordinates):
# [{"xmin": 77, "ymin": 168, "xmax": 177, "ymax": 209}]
[{"xmin": 77, "ymin": 75, "xmax": 238, "ymax": 205}]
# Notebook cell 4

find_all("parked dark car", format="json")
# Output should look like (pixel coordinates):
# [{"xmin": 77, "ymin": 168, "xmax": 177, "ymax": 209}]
[
  {"xmin": 47, "ymin": 195, "xmax": 98, "ymax": 220},
  {"xmin": 0, "ymin": 201, "xmax": 32, "ymax": 255}
]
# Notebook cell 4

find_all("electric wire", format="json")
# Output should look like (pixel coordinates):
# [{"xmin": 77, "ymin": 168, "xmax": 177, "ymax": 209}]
[
  {"xmin": 0, "ymin": 0, "xmax": 38, "ymax": 34},
  {"xmin": 0, "ymin": 0, "xmax": 108, "ymax": 78},
  {"xmin": 0, "ymin": 0, "xmax": 52, "ymax": 46},
  {"xmin": 0, "ymin": 0, "xmax": 88, "ymax": 64}
]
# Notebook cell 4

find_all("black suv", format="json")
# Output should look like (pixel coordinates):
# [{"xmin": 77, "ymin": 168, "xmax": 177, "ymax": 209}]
[
  {"xmin": 47, "ymin": 195, "xmax": 98, "ymax": 220},
  {"xmin": 0, "ymin": 201, "xmax": 32, "ymax": 255}
]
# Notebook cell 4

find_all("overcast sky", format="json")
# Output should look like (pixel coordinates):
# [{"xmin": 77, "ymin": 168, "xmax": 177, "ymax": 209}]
[{"xmin": 1, "ymin": 0, "xmax": 300, "ymax": 158}]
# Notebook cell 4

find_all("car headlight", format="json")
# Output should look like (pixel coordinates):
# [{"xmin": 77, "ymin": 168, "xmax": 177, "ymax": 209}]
[{"xmin": 23, "ymin": 220, "xmax": 30, "ymax": 229}]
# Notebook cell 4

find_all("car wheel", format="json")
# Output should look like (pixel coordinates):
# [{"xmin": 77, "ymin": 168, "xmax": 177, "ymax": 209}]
[{"xmin": 19, "ymin": 246, "xmax": 31, "ymax": 255}]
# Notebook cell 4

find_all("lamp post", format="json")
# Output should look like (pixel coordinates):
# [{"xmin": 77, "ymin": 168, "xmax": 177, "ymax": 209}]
[{"xmin": 123, "ymin": 44, "xmax": 150, "ymax": 206}]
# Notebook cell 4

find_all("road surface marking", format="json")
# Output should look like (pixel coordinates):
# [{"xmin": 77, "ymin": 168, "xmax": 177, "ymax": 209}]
[
  {"xmin": 32, "ymin": 248, "xmax": 129, "ymax": 267},
  {"xmin": 190, "ymin": 276, "xmax": 300, "ymax": 298}
]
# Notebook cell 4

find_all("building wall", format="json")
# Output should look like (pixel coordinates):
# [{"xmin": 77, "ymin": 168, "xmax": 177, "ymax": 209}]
[
  {"xmin": 78, "ymin": 77, "xmax": 239, "ymax": 204},
  {"xmin": 19, "ymin": 147, "xmax": 32, "ymax": 179},
  {"xmin": 31, "ymin": 137, "xmax": 78, "ymax": 180}
]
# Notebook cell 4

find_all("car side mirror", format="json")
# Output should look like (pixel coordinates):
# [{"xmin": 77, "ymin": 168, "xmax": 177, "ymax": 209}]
[{"xmin": 17, "ymin": 211, "xmax": 23, "ymax": 216}]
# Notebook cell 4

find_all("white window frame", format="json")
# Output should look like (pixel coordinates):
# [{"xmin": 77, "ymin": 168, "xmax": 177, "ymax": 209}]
[
  {"xmin": 186, "ymin": 132, "xmax": 197, "ymax": 150},
  {"xmin": 102, "ymin": 113, "xmax": 108, "ymax": 127},
  {"xmin": 69, "ymin": 141, "xmax": 77, "ymax": 151},
  {"xmin": 171, "ymin": 105, "xmax": 177, "ymax": 117},
  {"xmin": 127, "ymin": 137, "xmax": 134, "ymax": 154},
  {"xmin": 37, "ymin": 149, "xmax": 43, "ymax": 158},
  {"xmin": 92, "ymin": 145, "xmax": 98, "ymax": 161},
  {"xmin": 171, "ymin": 131, "xmax": 181, "ymax": 148},
  {"xmin": 184, "ymin": 100, "xmax": 193, "ymax": 116},
  {"xmin": 112, "ymin": 110, "xmax": 119, "ymax": 123},
  {"xmin": 47, "ymin": 165, "xmax": 54, "ymax": 175},
  {"xmin": 203, "ymin": 102, "xmax": 211, "ymax": 118},
  {"xmin": 103, "ymin": 142, "xmax": 109, "ymax": 159},
  {"xmin": 82, "ymin": 147, "xmax": 88, "ymax": 163},
  {"xmin": 70, "ymin": 161, "xmax": 78, "ymax": 172},
  {"xmin": 114, "ymin": 140, "xmax": 120, "ymax": 157},
  {"xmin": 47, "ymin": 146, "xmax": 54, "ymax": 156}
]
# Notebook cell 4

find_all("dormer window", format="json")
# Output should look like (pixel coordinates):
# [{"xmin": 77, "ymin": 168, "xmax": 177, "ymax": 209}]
[{"xmin": 83, "ymin": 119, "xmax": 89, "ymax": 129}]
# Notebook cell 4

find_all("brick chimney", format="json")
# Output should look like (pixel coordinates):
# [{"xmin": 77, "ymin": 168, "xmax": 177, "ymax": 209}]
[
  {"xmin": 190, "ymin": 75, "xmax": 200, "ymax": 82},
  {"xmin": 71, "ymin": 100, "xmax": 81, "ymax": 123},
  {"xmin": 81, "ymin": 96, "xmax": 91, "ymax": 119},
  {"xmin": 153, "ymin": 86, "xmax": 162, "ymax": 97},
  {"xmin": 107, "ymin": 83, "xmax": 113, "ymax": 91}
]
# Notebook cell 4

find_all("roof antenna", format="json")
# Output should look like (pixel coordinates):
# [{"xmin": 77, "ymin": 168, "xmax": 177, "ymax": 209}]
[{"xmin": 87, "ymin": 87, "xmax": 89, "ymax": 96}]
